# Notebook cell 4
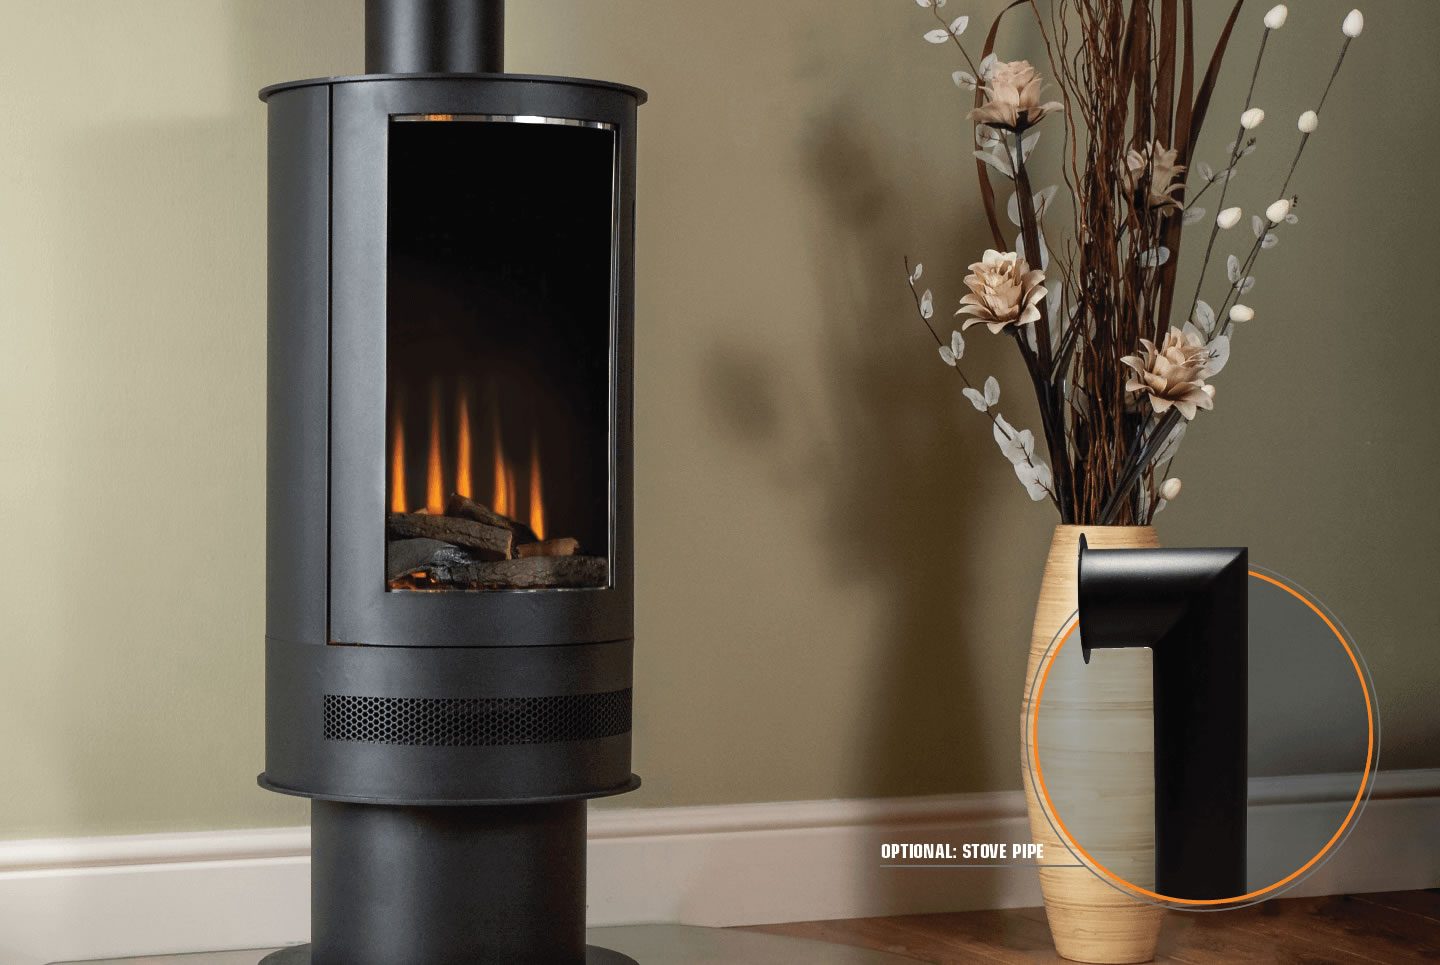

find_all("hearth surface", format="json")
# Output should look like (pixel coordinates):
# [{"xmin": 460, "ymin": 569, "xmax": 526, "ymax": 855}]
[{"xmin": 54, "ymin": 924, "xmax": 923, "ymax": 964}]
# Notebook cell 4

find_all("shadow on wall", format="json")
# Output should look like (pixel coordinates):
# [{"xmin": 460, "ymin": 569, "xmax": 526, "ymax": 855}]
[
  {"xmin": 700, "ymin": 109, "xmax": 1008, "ymax": 801},
  {"xmin": 40, "ymin": 0, "xmax": 353, "ymax": 838}
]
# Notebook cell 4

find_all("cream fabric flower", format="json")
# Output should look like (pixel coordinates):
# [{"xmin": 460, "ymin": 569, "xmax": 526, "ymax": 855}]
[
  {"xmin": 968, "ymin": 60, "xmax": 1064, "ymax": 131},
  {"xmin": 1120, "ymin": 327, "xmax": 1217, "ymax": 420},
  {"xmin": 956, "ymin": 249, "xmax": 1048, "ymax": 334},
  {"xmin": 1124, "ymin": 141, "xmax": 1186, "ymax": 212}
]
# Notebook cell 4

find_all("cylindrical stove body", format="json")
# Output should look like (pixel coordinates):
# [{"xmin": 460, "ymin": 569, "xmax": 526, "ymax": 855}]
[{"xmin": 262, "ymin": 70, "xmax": 643, "ymax": 806}]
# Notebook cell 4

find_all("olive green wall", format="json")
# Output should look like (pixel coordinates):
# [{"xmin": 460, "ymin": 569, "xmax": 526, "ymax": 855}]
[{"xmin": 1, "ymin": 0, "xmax": 1433, "ymax": 839}]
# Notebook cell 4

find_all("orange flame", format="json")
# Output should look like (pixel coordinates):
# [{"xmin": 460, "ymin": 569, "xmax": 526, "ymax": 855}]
[
  {"xmin": 426, "ymin": 384, "xmax": 444, "ymax": 514},
  {"xmin": 491, "ymin": 405, "xmax": 516, "ymax": 518},
  {"xmin": 528, "ymin": 434, "xmax": 545, "ymax": 540},
  {"xmin": 456, "ymin": 389, "xmax": 473, "ymax": 499},
  {"xmin": 390, "ymin": 407, "xmax": 407, "ymax": 513}
]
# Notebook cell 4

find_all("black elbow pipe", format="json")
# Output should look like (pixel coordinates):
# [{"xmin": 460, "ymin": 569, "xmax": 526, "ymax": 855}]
[
  {"xmin": 1077, "ymin": 536, "xmax": 1249, "ymax": 900},
  {"xmin": 366, "ymin": 0, "xmax": 505, "ymax": 75}
]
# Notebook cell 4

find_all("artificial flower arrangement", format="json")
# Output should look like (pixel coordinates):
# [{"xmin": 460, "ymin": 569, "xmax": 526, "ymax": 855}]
[{"xmin": 905, "ymin": 1, "xmax": 1363, "ymax": 524}]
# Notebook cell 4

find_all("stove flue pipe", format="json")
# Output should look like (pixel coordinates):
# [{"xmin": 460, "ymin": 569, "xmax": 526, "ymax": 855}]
[
  {"xmin": 1076, "ymin": 536, "xmax": 1249, "ymax": 901},
  {"xmin": 366, "ymin": 0, "xmax": 505, "ymax": 74}
]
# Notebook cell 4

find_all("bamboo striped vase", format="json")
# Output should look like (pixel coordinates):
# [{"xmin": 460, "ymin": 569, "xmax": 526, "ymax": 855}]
[{"xmin": 1022, "ymin": 526, "xmax": 1165, "ymax": 963}]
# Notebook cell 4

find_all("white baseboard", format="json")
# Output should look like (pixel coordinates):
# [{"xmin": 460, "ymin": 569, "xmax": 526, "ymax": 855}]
[
  {"xmin": 586, "ymin": 789, "xmax": 1038, "ymax": 929},
  {"xmin": 1, "ymin": 770, "xmax": 1436, "ymax": 965}
]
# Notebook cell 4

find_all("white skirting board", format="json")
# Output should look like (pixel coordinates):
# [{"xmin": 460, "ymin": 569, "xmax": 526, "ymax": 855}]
[{"xmin": 1, "ymin": 770, "xmax": 1436, "ymax": 965}]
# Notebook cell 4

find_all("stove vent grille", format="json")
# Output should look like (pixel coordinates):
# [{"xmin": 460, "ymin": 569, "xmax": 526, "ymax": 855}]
[{"xmin": 323, "ymin": 689, "xmax": 632, "ymax": 747}]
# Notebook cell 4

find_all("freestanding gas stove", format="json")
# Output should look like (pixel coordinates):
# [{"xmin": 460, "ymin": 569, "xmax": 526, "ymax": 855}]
[{"xmin": 259, "ymin": 2, "xmax": 642, "ymax": 962}]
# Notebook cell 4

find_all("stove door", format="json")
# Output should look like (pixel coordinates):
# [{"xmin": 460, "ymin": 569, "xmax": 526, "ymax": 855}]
[{"xmin": 328, "ymin": 79, "xmax": 637, "ymax": 648}]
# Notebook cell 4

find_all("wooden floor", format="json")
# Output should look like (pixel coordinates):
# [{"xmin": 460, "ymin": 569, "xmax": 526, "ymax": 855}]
[{"xmin": 743, "ymin": 891, "xmax": 1440, "ymax": 964}]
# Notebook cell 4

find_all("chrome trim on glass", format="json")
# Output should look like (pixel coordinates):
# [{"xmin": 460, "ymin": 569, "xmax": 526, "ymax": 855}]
[{"xmin": 394, "ymin": 113, "xmax": 615, "ymax": 130}]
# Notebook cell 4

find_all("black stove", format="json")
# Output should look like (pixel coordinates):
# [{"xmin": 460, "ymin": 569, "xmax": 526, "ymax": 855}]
[{"xmin": 259, "ymin": 2, "xmax": 644, "ymax": 961}]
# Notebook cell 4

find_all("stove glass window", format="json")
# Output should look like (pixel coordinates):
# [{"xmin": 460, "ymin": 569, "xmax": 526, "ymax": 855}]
[{"xmin": 385, "ymin": 116, "xmax": 614, "ymax": 591}]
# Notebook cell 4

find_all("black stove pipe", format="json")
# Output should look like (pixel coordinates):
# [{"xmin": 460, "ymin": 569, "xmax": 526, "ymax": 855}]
[
  {"xmin": 366, "ymin": 0, "xmax": 505, "ymax": 74},
  {"xmin": 1077, "ymin": 537, "xmax": 1249, "ymax": 901}
]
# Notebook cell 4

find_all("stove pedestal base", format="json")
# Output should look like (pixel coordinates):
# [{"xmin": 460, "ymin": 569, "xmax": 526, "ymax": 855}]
[
  {"xmin": 259, "ymin": 945, "xmax": 636, "ymax": 965},
  {"xmin": 297, "ymin": 798, "xmax": 609, "ymax": 965}
]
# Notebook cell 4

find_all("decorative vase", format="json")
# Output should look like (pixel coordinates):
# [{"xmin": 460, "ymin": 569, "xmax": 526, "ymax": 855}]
[{"xmin": 1022, "ymin": 525, "xmax": 1164, "ymax": 963}]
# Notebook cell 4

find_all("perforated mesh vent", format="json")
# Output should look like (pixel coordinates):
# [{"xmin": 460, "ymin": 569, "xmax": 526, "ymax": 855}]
[{"xmin": 323, "ymin": 689, "xmax": 632, "ymax": 747}]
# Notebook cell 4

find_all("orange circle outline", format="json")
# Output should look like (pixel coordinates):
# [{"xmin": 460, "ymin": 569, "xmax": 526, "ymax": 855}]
[{"xmin": 1028, "ymin": 569, "xmax": 1376, "ymax": 907}]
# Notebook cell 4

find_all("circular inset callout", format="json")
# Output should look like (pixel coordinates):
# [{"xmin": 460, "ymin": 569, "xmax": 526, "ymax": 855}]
[{"xmin": 1024, "ymin": 567, "xmax": 1377, "ymax": 910}]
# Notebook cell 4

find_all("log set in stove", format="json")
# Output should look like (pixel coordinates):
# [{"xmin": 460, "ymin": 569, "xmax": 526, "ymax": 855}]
[{"xmin": 259, "ymin": 2, "xmax": 643, "ymax": 962}]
